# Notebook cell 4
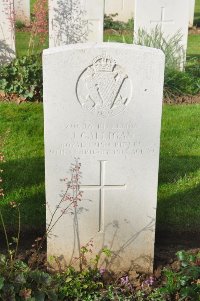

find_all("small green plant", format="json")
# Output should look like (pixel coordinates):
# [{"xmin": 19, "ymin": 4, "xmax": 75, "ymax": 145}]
[
  {"xmin": 0, "ymin": 54, "xmax": 43, "ymax": 101},
  {"xmin": 15, "ymin": 20, "xmax": 26, "ymax": 30},
  {"xmin": 154, "ymin": 251, "xmax": 200, "ymax": 300},
  {"xmin": 0, "ymin": 0, "xmax": 48, "ymax": 102},
  {"xmin": 164, "ymin": 67, "xmax": 200, "ymax": 98},
  {"xmin": 104, "ymin": 14, "xmax": 134, "ymax": 32}
]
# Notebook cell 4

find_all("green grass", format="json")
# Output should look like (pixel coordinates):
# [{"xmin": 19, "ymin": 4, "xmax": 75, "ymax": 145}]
[
  {"xmin": 0, "ymin": 103, "xmax": 200, "ymax": 234},
  {"xmin": 104, "ymin": 33, "xmax": 133, "ymax": 44},
  {"xmin": 16, "ymin": 32, "xmax": 30, "ymax": 57},
  {"xmin": 157, "ymin": 105, "xmax": 200, "ymax": 233},
  {"xmin": 194, "ymin": 0, "xmax": 200, "ymax": 26},
  {"xmin": 0, "ymin": 103, "xmax": 45, "ymax": 231},
  {"xmin": 16, "ymin": 32, "xmax": 48, "ymax": 57},
  {"xmin": 30, "ymin": 0, "xmax": 36, "ymax": 14},
  {"xmin": 187, "ymin": 34, "xmax": 200, "ymax": 58}
]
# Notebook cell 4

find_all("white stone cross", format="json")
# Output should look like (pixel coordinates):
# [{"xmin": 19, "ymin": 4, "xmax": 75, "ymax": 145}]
[
  {"xmin": 150, "ymin": 7, "xmax": 174, "ymax": 30},
  {"xmin": 80, "ymin": 160, "xmax": 126, "ymax": 232}
]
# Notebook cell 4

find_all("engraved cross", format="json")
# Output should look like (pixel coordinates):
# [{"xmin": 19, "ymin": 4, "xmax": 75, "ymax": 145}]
[
  {"xmin": 80, "ymin": 161, "xmax": 126, "ymax": 232},
  {"xmin": 150, "ymin": 7, "xmax": 174, "ymax": 30}
]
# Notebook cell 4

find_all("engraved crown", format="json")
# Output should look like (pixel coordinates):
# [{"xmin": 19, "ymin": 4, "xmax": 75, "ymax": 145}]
[{"xmin": 92, "ymin": 54, "xmax": 116, "ymax": 72}]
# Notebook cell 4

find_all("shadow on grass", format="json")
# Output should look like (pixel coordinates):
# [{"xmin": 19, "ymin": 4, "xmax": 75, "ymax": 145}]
[
  {"xmin": 158, "ymin": 155, "xmax": 200, "ymax": 185},
  {"xmin": 194, "ymin": 12, "xmax": 200, "ymax": 27},
  {"xmin": 187, "ymin": 54, "xmax": 200, "ymax": 59},
  {"xmin": 157, "ymin": 183, "xmax": 200, "ymax": 233},
  {"xmin": 2, "ymin": 156, "xmax": 44, "ymax": 193},
  {"xmin": 0, "ymin": 156, "xmax": 45, "ymax": 232}
]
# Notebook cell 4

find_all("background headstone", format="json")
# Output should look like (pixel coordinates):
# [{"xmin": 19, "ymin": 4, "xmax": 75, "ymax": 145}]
[
  {"xmin": 0, "ymin": 0, "xmax": 16, "ymax": 64},
  {"xmin": 49, "ymin": 0, "xmax": 104, "ymax": 47},
  {"xmin": 43, "ymin": 43, "xmax": 165, "ymax": 272},
  {"xmin": 14, "ymin": 0, "xmax": 30, "ymax": 25},
  {"xmin": 105, "ymin": 0, "xmax": 135, "ymax": 22},
  {"xmin": 189, "ymin": 0, "xmax": 195, "ymax": 27},
  {"xmin": 134, "ymin": 0, "xmax": 189, "ymax": 67}
]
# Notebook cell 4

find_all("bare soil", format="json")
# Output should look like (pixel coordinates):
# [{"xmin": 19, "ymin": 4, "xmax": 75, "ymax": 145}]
[
  {"xmin": 164, "ymin": 94, "xmax": 200, "ymax": 104},
  {"xmin": 189, "ymin": 26, "xmax": 200, "ymax": 35},
  {"xmin": 1, "ymin": 229, "xmax": 200, "ymax": 272},
  {"xmin": 1, "ymin": 92, "xmax": 200, "ymax": 105}
]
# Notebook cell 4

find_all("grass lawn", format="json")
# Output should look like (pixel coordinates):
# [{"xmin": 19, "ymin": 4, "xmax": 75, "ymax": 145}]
[
  {"xmin": 0, "ymin": 103, "xmax": 45, "ymax": 231},
  {"xmin": 16, "ymin": 32, "xmax": 30, "ymax": 57},
  {"xmin": 0, "ymin": 103, "xmax": 200, "ymax": 234},
  {"xmin": 30, "ymin": 0, "xmax": 36, "ymax": 13},
  {"xmin": 157, "ymin": 105, "xmax": 200, "ymax": 233},
  {"xmin": 16, "ymin": 32, "xmax": 48, "ymax": 57},
  {"xmin": 187, "ymin": 34, "xmax": 200, "ymax": 58},
  {"xmin": 194, "ymin": 0, "xmax": 200, "ymax": 26}
]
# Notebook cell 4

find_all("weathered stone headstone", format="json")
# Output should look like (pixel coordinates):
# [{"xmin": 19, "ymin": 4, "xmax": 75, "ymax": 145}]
[
  {"xmin": 134, "ymin": 0, "xmax": 189, "ymax": 67},
  {"xmin": 14, "ymin": 0, "xmax": 30, "ymax": 25},
  {"xmin": 189, "ymin": 0, "xmax": 195, "ymax": 27},
  {"xmin": 43, "ymin": 43, "xmax": 165, "ymax": 272},
  {"xmin": 49, "ymin": 0, "xmax": 104, "ymax": 47},
  {"xmin": 0, "ymin": 0, "xmax": 16, "ymax": 64},
  {"xmin": 105, "ymin": 0, "xmax": 135, "ymax": 22}
]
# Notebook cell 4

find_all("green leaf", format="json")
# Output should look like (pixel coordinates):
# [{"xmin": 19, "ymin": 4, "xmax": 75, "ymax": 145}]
[
  {"xmin": 12, "ymin": 237, "xmax": 18, "ymax": 243},
  {"xmin": 0, "ymin": 277, "xmax": 4, "ymax": 290},
  {"xmin": 189, "ymin": 255, "xmax": 196, "ymax": 262},
  {"xmin": 47, "ymin": 290, "xmax": 58, "ymax": 301},
  {"xmin": 65, "ymin": 277, "xmax": 72, "ymax": 283},
  {"xmin": 34, "ymin": 291, "xmax": 45, "ymax": 301},
  {"xmin": 0, "ymin": 254, "xmax": 6, "ymax": 264},
  {"xmin": 176, "ymin": 251, "xmax": 187, "ymax": 261}
]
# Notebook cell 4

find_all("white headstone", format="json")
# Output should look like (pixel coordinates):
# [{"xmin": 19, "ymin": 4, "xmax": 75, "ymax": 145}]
[
  {"xmin": 105, "ymin": 0, "xmax": 135, "ymax": 22},
  {"xmin": 189, "ymin": 0, "xmax": 195, "ymax": 27},
  {"xmin": 43, "ymin": 43, "xmax": 165, "ymax": 273},
  {"xmin": 49, "ymin": 0, "xmax": 104, "ymax": 48},
  {"xmin": 0, "ymin": 0, "xmax": 16, "ymax": 64},
  {"xmin": 134, "ymin": 0, "xmax": 189, "ymax": 67},
  {"xmin": 14, "ymin": 0, "xmax": 30, "ymax": 25}
]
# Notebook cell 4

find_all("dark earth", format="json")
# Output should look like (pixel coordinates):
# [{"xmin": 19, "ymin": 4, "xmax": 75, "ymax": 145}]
[
  {"xmin": 1, "ymin": 91, "xmax": 200, "ymax": 105},
  {"xmin": 1, "ymin": 228, "xmax": 200, "ymax": 274}
]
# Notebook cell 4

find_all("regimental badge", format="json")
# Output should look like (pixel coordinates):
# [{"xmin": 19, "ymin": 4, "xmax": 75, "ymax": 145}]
[{"xmin": 76, "ymin": 53, "xmax": 132, "ymax": 117}]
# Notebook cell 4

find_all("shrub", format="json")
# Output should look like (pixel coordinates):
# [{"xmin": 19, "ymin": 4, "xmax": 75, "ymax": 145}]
[
  {"xmin": 164, "ymin": 67, "xmax": 200, "ymax": 98},
  {"xmin": 134, "ymin": 27, "xmax": 200, "ymax": 97},
  {"xmin": 104, "ymin": 14, "xmax": 134, "ymax": 32},
  {"xmin": 134, "ymin": 26, "xmax": 185, "ymax": 70},
  {"xmin": 0, "ymin": 54, "xmax": 43, "ymax": 102}
]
